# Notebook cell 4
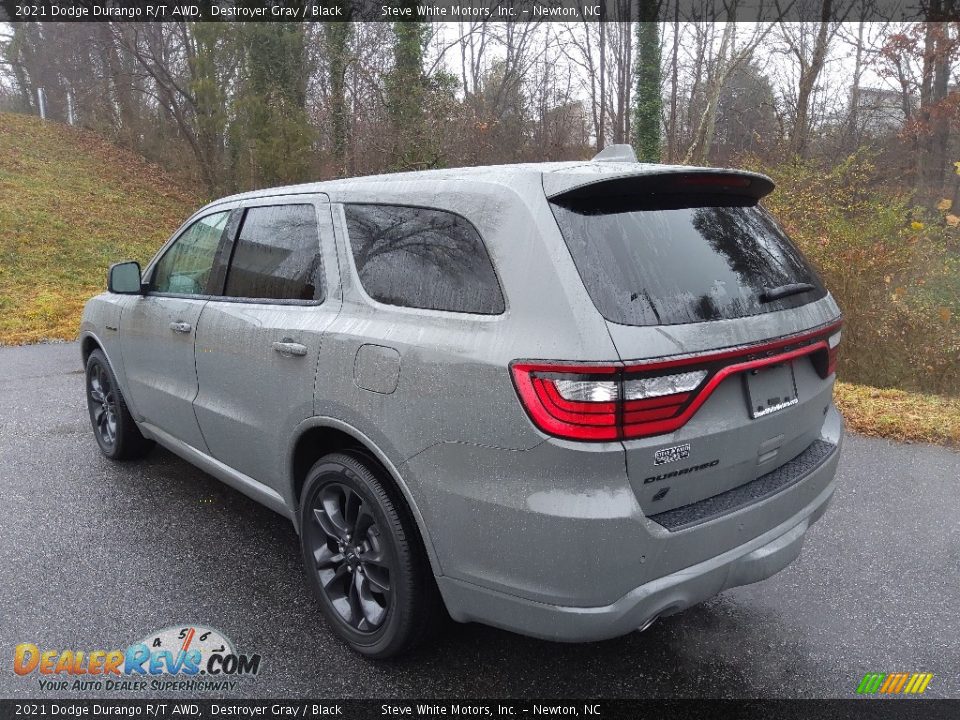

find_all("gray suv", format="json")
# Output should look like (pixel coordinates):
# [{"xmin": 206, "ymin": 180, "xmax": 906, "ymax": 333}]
[{"xmin": 81, "ymin": 148, "xmax": 843, "ymax": 658}]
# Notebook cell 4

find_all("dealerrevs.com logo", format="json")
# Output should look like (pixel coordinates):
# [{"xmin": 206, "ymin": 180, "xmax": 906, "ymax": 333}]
[{"xmin": 13, "ymin": 625, "xmax": 262, "ymax": 693}]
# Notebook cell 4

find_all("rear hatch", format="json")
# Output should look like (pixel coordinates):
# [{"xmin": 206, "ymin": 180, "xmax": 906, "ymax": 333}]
[{"xmin": 547, "ymin": 168, "xmax": 841, "ymax": 519}]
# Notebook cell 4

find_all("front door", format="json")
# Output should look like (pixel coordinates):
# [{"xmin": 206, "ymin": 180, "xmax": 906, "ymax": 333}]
[
  {"xmin": 120, "ymin": 210, "xmax": 232, "ymax": 451},
  {"xmin": 193, "ymin": 197, "xmax": 340, "ymax": 492}
]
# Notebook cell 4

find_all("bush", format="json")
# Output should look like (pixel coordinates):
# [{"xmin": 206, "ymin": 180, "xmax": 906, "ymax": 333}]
[{"xmin": 748, "ymin": 153, "xmax": 960, "ymax": 396}]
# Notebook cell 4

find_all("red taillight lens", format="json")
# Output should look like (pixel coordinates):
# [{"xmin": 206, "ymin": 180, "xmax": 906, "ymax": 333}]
[
  {"xmin": 510, "ymin": 363, "xmax": 708, "ymax": 441},
  {"xmin": 511, "ymin": 319, "xmax": 842, "ymax": 442},
  {"xmin": 827, "ymin": 329, "xmax": 842, "ymax": 377},
  {"xmin": 621, "ymin": 370, "xmax": 707, "ymax": 438},
  {"xmin": 510, "ymin": 363, "xmax": 619, "ymax": 441}
]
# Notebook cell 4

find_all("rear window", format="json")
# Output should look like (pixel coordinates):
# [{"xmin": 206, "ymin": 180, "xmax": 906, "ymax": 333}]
[{"xmin": 550, "ymin": 196, "xmax": 826, "ymax": 326}]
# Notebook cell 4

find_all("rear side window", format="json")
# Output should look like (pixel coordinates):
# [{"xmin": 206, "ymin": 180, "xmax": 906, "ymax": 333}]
[
  {"xmin": 550, "ymin": 196, "xmax": 826, "ymax": 326},
  {"xmin": 344, "ymin": 204, "xmax": 504, "ymax": 315},
  {"xmin": 224, "ymin": 204, "xmax": 323, "ymax": 302}
]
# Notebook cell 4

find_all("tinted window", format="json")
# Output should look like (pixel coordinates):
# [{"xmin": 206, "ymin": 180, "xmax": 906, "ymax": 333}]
[
  {"xmin": 550, "ymin": 197, "xmax": 825, "ymax": 326},
  {"xmin": 152, "ymin": 211, "xmax": 229, "ymax": 295},
  {"xmin": 224, "ymin": 204, "xmax": 323, "ymax": 301},
  {"xmin": 344, "ymin": 204, "xmax": 504, "ymax": 314}
]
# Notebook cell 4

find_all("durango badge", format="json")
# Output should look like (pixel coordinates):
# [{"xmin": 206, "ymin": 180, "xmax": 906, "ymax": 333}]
[{"xmin": 644, "ymin": 459, "xmax": 720, "ymax": 484}]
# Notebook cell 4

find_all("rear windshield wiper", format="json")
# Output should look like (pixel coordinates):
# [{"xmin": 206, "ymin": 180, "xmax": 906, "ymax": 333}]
[{"xmin": 760, "ymin": 282, "xmax": 815, "ymax": 303}]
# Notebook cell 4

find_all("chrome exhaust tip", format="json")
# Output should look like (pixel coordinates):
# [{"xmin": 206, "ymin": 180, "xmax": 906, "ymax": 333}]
[{"xmin": 638, "ymin": 615, "xmax": 659, "ymax": 633}]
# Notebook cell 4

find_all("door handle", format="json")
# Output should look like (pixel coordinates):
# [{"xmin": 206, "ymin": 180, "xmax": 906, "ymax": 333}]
[
  {"xmin": 272, "ymin": 340, "xmax": 308, "ymax": 357},
  {"xmin": 169, "ymin": 321, "xmax": 192, "ymax": 334}
]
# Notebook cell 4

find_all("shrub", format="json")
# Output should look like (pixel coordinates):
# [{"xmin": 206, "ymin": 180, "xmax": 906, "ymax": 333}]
[{"xmin": 747, "ymin": 153, "xmax": 960, "ymax": 396}]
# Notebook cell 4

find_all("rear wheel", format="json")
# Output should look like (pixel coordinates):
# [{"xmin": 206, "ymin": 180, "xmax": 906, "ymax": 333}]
[
  {"xmin": 299, "ymin": 451, "xmax": 441, "ymax": 658},
  {"xmin": 85, "ymin": 349, "xmax": 153, "ymax": 460}
]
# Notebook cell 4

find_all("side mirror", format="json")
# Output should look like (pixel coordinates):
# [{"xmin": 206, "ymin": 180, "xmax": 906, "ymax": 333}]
[{"xmin": 108, "ymin": 261, "xmax": 143, "ymax": 294}]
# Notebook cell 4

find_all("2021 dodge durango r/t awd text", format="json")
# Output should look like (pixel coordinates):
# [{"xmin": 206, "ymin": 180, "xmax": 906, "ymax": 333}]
[{"xmin": 81, "ymin": 147, "xmax": 843, "ymax": 658}]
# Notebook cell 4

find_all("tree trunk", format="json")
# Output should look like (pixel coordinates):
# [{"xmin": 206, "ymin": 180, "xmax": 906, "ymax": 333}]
[
  {"xmin": 667, "ymin": 4, "xmax": 679, "ymax": 162},
  {"xmin": 684, "ymin": 21, "xmax": 735, "ymax": 165},
  {"xmin": 325, "ymin": 20, "xmax": 351, "ymax": 176},
  {"xmin": 388, "ymin": 15, "xmax": 427, "ymax": 170},
  {"xmin": 926, "ymin": 17, "xmax": 951, "ymax": 198},
  {"xmin": 846, "ymin": 19, "xmax": 865, "ymax": 151},
  {"xmin": 632, "ymin": 0, "xmax": 662, "ymax": 162},
  {"xmin": 598, "ymin": 19, "xmax": 606, "ymax": 151},
  {"xmin": 790, "ymin": 0, "xmax": 833, "ymax": 158}
]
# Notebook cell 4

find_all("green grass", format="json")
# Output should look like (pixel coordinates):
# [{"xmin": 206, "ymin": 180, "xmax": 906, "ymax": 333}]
[
  {"xmin": 0, "ymin": 112, "xmax": 201, "ymax": 345},
  {"xmin": 835, "ymin": 382, "xmax": 960, "ymax": 447}
]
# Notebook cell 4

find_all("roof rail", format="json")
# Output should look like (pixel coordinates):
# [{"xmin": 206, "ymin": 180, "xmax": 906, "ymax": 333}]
[{"xmin": 592, "ymin": 144, "xmax": 638, "ymax": 163}]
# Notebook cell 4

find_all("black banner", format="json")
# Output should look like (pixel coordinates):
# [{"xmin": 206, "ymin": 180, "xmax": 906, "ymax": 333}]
[
  {"xmin": 2, "ymin": 700, "xmax": 960, "ymax": 720},
  {"xmin": 0, "ymin": 0, "xmax": 956, "ymax": 23}
]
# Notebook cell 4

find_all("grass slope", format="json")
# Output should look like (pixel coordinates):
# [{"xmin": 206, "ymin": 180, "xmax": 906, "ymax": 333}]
[{"xmin": 0, "ymin": 112, "xmax": 200, "ymax": 345}]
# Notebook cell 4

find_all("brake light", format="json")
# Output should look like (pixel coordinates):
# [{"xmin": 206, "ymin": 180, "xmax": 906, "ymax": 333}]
[
  {"xmin": 511, "ymin": 320, "xmax": 842, "ymax": 442},
  {"xmin": 621, "ymin": 370, "xmax": 707, "ymax": 439},
  {"xmin": 827, "ymin": 330, "xmax": 841, "ymax": 377},
  {"xmin": 670, "ymin": 174, "xmax": 752, "ymax": 189},
  {"xmin": 511, "ymin": 363, "xmax": 619, "ymax": 441}
]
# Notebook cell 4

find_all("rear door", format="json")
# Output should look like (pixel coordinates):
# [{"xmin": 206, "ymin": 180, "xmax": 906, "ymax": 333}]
[
  {"xmin": 120, "ymin": 210, "xmax": 233, "ymax": 451},
  {"xmin": 193, "ymin": 195, "xmax": 340, "ymax": 492},
  {"xmin": 548, "ymin": 177, "xmax": 841, "ymax": 517}
]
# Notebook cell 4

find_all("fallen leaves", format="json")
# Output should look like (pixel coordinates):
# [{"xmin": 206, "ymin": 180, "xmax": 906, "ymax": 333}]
[{"xmin": 835, "ymin": 382, "xmax": 960, "ymax": 447}]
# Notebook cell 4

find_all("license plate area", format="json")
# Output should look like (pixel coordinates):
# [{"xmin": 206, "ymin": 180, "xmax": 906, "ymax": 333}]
[{"xmin": 744, "ymin": 362, "xmax": 798, "ymax": 419}]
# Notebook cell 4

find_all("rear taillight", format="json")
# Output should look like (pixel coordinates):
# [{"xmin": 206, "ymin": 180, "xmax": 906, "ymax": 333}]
[
  {"xmin": 621, "ymin": 370, "xmax": 707, "ymax": 439},
  {"xmin": 827, "ymin": 329, "xmax": 842, "ymax": 377},
  {"xmin": 511, "ymin": 319, "xmax": 842, "ymax": 442},
  {"xmin": 510, "ymin": 363, "xmax": 620, "ymax": 441}
]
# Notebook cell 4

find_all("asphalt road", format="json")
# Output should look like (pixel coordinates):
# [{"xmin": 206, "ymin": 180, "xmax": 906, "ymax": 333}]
[{"xmin": 1, "ymin": 341, "xmax": 958, "ymax": 700}]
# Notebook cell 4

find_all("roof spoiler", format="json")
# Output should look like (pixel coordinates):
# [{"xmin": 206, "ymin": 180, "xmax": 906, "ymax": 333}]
[
  {"xmin": 546, "ymin": 167, "xmax": 776, "ymax": 203},
  {"xmin": 592, "ymin": 144, "xmax": 638, "ymax": 163}
]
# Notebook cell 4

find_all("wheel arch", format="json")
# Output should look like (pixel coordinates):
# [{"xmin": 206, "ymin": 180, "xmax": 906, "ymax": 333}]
[
  {"xmin": 80, "ymin": 329, "xmax": 144, "ymax": 424},
  {"xmin": 80, "ymin": 331, "xmax": 103, "ymax": 365},
  {"xmin": 288, "ymin": 417, "xmax": 443, "ymax": 577}
]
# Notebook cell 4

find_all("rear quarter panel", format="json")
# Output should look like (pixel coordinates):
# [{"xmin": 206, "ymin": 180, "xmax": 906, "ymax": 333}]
[
  {"xmin": 320, "ymin": 175, "xmax": 620, "ymax": 460},
  {"xmin": 311, "ymin": 177, "xmax": 627, "ymax": 583}
]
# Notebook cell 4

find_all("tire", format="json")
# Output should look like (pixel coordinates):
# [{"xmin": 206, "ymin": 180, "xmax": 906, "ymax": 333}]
[
  {"xmin": 85, "ymin": 349, "xmax": 154, "ymax": 461},
  {"xmin": 299, "ymin": 451, "xmax": 442, "ymax": 658}
]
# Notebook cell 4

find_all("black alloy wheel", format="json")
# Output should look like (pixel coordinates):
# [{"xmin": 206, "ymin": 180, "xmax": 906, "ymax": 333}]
[
  {"xmin": 306, "ymin": 481, "xmax": 393, "ymax": 632},
  {"xmin": 299, "ymin": 451, "xmax": 443, "ymax": 658},
  {"xmin": 87, "ymin": 361, "xmax": 118, "ymax": 448},
  {"xmin": 84, "ymin": 349, "xmax": 154, "ymax": 461}
]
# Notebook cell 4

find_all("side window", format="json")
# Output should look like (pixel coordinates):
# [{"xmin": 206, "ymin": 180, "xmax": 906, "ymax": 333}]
[
  {"xmin": 151, "ymin": 211, "xmax": 229, "ymax": 295},
  {"xmin": 343, "ymin": 204, "xmax": 504, "ymax": 314},
  {"xmin": 224, "ymin": 204, "xmax": 323, "ymax": 302}
]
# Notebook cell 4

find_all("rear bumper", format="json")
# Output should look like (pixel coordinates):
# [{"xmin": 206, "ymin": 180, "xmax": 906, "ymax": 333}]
[{"xmin": 437, "ymin": 448, "xmax": 837, "ymax": 642}]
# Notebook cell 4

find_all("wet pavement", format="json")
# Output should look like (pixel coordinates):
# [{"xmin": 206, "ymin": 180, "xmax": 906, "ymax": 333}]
[{"xmin": 1, "ymin": 342, "xmax": 958, "ymax": 699}]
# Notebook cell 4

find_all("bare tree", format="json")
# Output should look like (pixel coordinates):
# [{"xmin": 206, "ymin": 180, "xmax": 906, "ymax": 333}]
[
  {"xmin": 684, "ymin": 15, "xmax": 777, "ymax": 165},
  {"xmin": 776, "ymin": 0, "xmax": 851, "ymax": 158}
]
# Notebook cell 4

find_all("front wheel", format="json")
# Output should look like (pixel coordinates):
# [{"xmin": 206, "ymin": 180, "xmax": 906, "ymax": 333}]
[
  {"xmin": 299, "ymin": 451, "xmax": 441, "ymax": 658},
  {"xmin": 85, "ymin": 349, "xmax": 153, "ymax": 461}
]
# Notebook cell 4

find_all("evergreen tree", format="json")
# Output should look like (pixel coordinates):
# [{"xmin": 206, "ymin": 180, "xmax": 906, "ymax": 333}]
[
  {"xmin": 632, "ymin": 6, "xmax": 662, "ymax": 163},
  {"xmin": 232, "ymin": 16, "xmax": 314, "ymax": 188},
  {"xmin": 387, "ymin": 14, "xmax": 429, "ymax": 170},
  {"xmin": 324, "ymin": 17, "xmax": 352, "ymax": 176}
]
